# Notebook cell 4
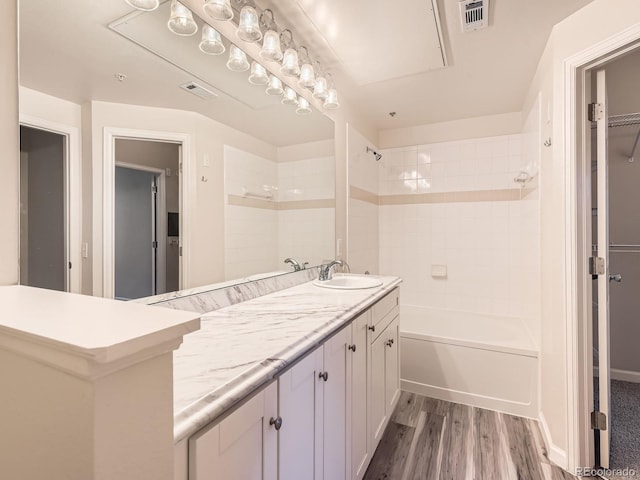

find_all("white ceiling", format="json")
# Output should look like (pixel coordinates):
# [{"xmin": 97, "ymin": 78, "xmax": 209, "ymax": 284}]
[
  {"xmin": 267, "ymin": 0, "xmax": 594, "ymax": 130},
  {"xmin": 19, "ymin": 0, "xmax": 595, "ymax": 143}
]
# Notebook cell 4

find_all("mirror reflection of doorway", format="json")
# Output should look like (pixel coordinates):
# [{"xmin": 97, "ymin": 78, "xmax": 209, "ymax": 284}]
[
  {"xmin": 19, "ymin": 125, "xmax": 67, "ymax": 292},
  {"xmin": 114, "ymin": 139, "xmax": 180, "ymax": 300}
]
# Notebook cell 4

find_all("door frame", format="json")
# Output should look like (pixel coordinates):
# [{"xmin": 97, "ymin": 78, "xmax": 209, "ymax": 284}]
[
  {"xmin": 115, "ymin": 162, "xmax": 167, "ymax": 296},
  {"xmin": 103, "ymin": 127, "xmax": 192, "ymax": 299},
  {"xmin": 566, "ymin": 26, "xmax": 640, "ymax": 471},
  {"xmin": 19, "ymin": 114, "xmax": 82, "ymax": 294}
]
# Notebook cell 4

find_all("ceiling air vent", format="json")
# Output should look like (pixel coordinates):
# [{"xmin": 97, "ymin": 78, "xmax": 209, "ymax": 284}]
[
  {"xmin": 459, "ymin": 0, "xmax": 489, "ymax": 33},
  {"xmin": 180, "ymin": 81, "xmax": 218, "ymax": 100}
]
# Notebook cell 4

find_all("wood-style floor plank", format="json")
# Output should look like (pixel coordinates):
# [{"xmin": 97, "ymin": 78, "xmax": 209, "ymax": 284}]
[
  {"xmin": 501, "ymin": 413, "xmax": 545, "ymax": 480},
  {"xmin": 401, "ymin": 411, "xmax": 445, "ymax": 480},
  {"xmin": 391, "ymin": 391, "xmax": 424, "ymax": 428},
  {"xmin": 364, "ymin": 392, "xmax": 581, "ymax": 480},
  {"xmin": 363, "ymin": 421, "xmax": 415, "ymax": 480},
  {"xmin": 438, "ymin": 402, "xmax": 473, "ymax": 480}
]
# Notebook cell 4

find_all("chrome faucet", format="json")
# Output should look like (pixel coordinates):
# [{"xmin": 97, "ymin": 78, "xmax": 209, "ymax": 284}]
[
  {"xmin": 284, "ymin": 257, "xmax": 306, "ymax": 272},
  {"xmin": 319, "ymin": 260, "xmax": 343, "ymax": 281}
]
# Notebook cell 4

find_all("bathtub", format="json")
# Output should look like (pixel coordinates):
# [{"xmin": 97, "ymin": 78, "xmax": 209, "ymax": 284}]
[{"xmin": 400, "ymin": 305, "xmax": 539, "ymax": 418}]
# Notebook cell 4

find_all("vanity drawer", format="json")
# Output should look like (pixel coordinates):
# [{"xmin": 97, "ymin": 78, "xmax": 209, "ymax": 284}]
[{"xmin": 371, "ymin": 289, "xmax": 399, "ymax": 341}]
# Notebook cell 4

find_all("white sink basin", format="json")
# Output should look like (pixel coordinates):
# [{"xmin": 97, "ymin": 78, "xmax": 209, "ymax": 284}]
[{"xmin": 313, "ymin": 274, "xmax": 383, "ymax": 290}]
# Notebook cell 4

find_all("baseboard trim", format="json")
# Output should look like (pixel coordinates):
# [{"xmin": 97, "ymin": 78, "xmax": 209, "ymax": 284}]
[
  {"xmin": 400, "ymin": 379, "xmax": 536, "ymax": 419},
  {"xmin": 594, "ymin": 367, "xmax": 640, "ymax": 384},
  {"xmin": 538, "ymin": 411, "xmax": 568, "ymax": 470}
]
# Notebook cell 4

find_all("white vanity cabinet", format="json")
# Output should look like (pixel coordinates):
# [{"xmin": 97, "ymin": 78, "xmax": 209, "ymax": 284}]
[
  {"xmin": 369, "ymin": 290, "xmax": 400, "ymax": 451},
  {"xmin": 184, "ymin": 287, "xmax": 400, "ymax": 480},
  {"xmin": 347, "ymin": 310, "xmax": 371, "ymax": 480},
  {"xmin": 188, "ymin": 382, "xmax": 278, "ymax": 480}
]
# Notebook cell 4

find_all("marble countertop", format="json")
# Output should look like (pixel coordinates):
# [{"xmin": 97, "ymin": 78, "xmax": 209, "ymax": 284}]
[{"xmin": 173, "ymin": 275, "xmax": 401, "ymax": 442}]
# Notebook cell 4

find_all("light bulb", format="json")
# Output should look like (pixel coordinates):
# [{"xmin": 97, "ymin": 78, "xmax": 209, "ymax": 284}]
[
  {"xmin": 125, "ymin": 0, "xmax": 159, "ymax": 11},
  {"xmin": 313, "ymin": 76, "xmax": 328, "ymax": 100},
  {"xmin": 265, "ymin": 75, "xmax": 284, "ymax": 96},
  {"xmin": 248, "ymin": 62, "xmax": 269, "ymax": 85},
  {"xmin": 199, "ymin": 25, "xmax": 225, "ymax": 55},
  {"xmin": 298, "ymin": 63, "xmax": 315, "ymax": 88},
  {"xmin": 323, "ymin": 89, "xmax": 340, "ymax": 109},
  {"xmin": 281, "ymin": 48, "xmax": 300, "ymax": 76},
  {"xmin": 226, "ymin": 45, "xmax": 250, "ymax": 72},
  {"xmin": 203, "ymin": 0, "xmax": 233, "ymax": 21},
  {"xmin": 260, "ymin": 30, "xmax": 283, "ymax": 62},
  {"xmin": 296, "ymin": 97, "xmax": 312, "ymax": 115},
  {"xmin": 167, "ymin": 0, "xmax": 198, "ymax": 36},
  {"xmin": 282, "ymin": 87, "xmax": 298, "ymax": 105},
  {"xmin": 236, "ymin": 6, "xmax": 262, "ymax": 43}
]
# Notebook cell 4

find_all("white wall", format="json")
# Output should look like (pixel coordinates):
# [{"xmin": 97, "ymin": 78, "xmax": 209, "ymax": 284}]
[
  {"xmin": 0, "ymin": 0, "xmax": 19, "ymax": 285},
  {"xmin": 521, "ymin": 0, "xmax": 640, "ymax": 467}
]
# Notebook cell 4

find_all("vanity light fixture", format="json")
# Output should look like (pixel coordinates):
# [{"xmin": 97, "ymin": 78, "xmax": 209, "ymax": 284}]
[
  {"xmin": 282, "ymin": 87, "xmax": 298, "ymax": 105},
  {"xmin": 199, "ymin": 24, "xmax": 225, "ymax": 55},
  {"xmin": 226, "ymin": 44, "xmax": 250, "ymax": 71},
  {"xmin": 265, "ymin": 75, "xmax": 284, "ymax": 96},
  {"xmin": 236, "ymin": 3, "xmax": 262, "ymax": 43},
  {"xmin": 296, "ymin": 97, "xmax": 312, "ymax": 115},
  {"xmin": 248, "ymin": 61, "xmax": 269, "ymax": 85},
  {"xmin": 125, "ymin": 0, "xmax": 159, "ymax": 11},
  {"xmin": 297, "ymin": 47, "xmax": 315, "ymax": 88},
  {"xmin": 312, "ymin": 61, "xmax": 328, "ymax": 100},
  {"xmin": 323, "ymin": 74, "xmax": 340, "ymax": 109},
  {"xmin": 279, "ymin": 30, "xmax": 300, "ymax": 77},
  {"xmin": 167, "ymin": 0, "xmax": 198, "ymax": 36},
  {"xmin": 258, "ymin": 10, "xmax": 282, "ymax": 62},
  {"xmin": 203, "ymin": 0, "xmax": 233, "ymax": 21}
]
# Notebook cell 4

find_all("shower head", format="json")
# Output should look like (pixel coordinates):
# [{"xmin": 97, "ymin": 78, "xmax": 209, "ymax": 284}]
[{"xmin": 366, "ymin": 146, "xmax": 382, "ymax": 161}]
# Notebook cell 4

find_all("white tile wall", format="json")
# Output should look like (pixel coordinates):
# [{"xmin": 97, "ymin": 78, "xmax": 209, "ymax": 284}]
[
  {"xmin": 378, "ymin": 134, "xmax": 540, "ymax": 327},
  {"xmin": 224, "ymin": 145, "xmax": 335, "ymax": 280}
]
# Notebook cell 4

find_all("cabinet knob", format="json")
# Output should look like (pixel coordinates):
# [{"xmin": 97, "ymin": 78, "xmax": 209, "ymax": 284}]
[
  {"xmin": 368, "ymin": 325, "xmax": 375, "ymax": 332},
  {"xmin": 348, "ymin": 344, "xmax": 357, "ymax": 352},
  {"xmin": 319, "ymin": 371, "xmax": 329, "ymax": 382},
  {"xmin": 386, "ymin": 339, "xmax": 395, "ymax": 347},
  {"xmin": 269, "ymin": 416, "xmax": 283, "ymax": 431}
]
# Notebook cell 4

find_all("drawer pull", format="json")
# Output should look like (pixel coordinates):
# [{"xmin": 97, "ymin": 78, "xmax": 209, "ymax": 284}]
[
  {"xmin": 269, "ymin": 416, "xmax": 283, "ymax": 431},
  {"xmin": 348, "ymin": 344, "xmax": 357, "ymax": 353},
  {"xmin": 368, "ymin": 325, "xmax": 375, "ymax": 332},
  {"xmin": 386, "ymin": 339, "xmax": 395, "ymax": 348},
  {"xmin": 319, "ymin": 371, "xmax": 329, "ymax": 382}
]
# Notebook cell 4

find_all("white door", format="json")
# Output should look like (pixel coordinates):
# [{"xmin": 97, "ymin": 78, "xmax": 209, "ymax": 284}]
[
  {"xmin": 370, "ymin": 330, "xmax": 387, "ymax": 449},
  {"xmin": 278, "ymin": 347, "xmax": 322, "ymax": 480},
  {"xmin": 595, "ymin": 68, "xmax": 612, "ymax": 468},
  {"xmin": 188, "ymin": 382, "xmax": 278, "ymax": 480},
  {"xmin": 384, "ymin": 318, "xmax": 400, "ymax": 415},
  {"xmin": 322, "ymin": 328, "xmax": 347, "ymax": 480},
  {"xmin": 349, "ymin": 312, "xmax": 370, "ymax": 480}
]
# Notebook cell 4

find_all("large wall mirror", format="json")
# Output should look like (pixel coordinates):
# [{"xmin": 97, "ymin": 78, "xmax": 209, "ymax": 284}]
[{"xmin": 19, "ymin": 0, "xmax": 335, "ymax": 299}]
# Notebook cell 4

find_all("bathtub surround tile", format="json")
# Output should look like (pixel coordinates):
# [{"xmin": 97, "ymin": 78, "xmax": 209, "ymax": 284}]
[{"xmin": 365, "ymin": 392, "xmax": 581, "ymax": 480}]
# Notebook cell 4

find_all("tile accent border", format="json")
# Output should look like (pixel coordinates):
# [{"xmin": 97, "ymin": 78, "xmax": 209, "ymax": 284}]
[
  {"xmin": 350, "ymin": 185, "xmax": 530, "ymax": 205},
  {"xmin": 228, "ymin": 194, "xmax": 335, "ymax": 210}
]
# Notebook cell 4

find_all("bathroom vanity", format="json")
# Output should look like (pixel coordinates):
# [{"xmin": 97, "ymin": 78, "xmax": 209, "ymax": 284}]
[{"xmin": 169, "ymin": 276, "xmax": 401, "ymax": 480}]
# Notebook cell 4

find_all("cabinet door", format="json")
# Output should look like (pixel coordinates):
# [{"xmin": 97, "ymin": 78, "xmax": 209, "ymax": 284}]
[
  {"xmin": 369, "ymin": 330, "xmax": 387, "ymax": 450},
  {"xmin": 189, "ymin": 382, "xmax": 278, "ymax": 480},
  {"xmin": 384, "ymin": 317, "xmax": 400, "ymax": 416},
  {"xmin": 323, "ymin": 327, "xmax": 348, "ymax": 480},
  {"xmin": 279, "ymin": 346, "xmax": 323, "ymax": 480},
  {"xmin": 349, "ymin": 312, "xmax": 370, "ymax": 480}
]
